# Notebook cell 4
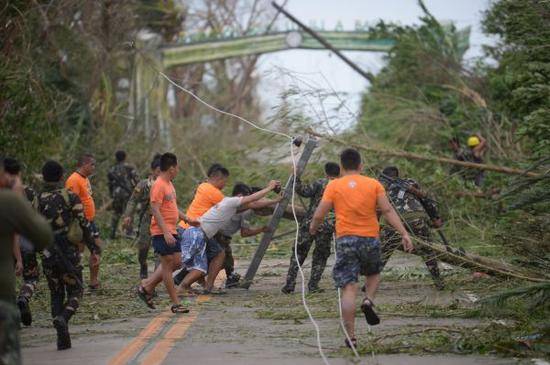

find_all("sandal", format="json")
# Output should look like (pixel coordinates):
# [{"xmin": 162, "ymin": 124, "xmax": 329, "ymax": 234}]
[
  {"xmin": 361, "ymin": 297, "xmax": 380, "ymax": 325},
  {"xmin": 170, "ymin": 304, "xmax": 190, "ymax": 314},
  {"xmin": 344, "ymin": 337, "xmax": 357, "ymax": 349},
  {"xmin": 137, "ymin": 285, "xmax": 155, "ymax": 309}
]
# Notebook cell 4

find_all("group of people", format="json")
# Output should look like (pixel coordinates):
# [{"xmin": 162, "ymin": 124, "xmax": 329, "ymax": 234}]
[
  {"xmin": 1, "ymin": 154, "xmax": 102, "ymax": 362},
  {"xmin": 1, "ymin": 143, "xmax": 452, "ymax": 362},
  {"xmin": 132, "ymin": 153, "xmax": 282, "ymax": 313}
]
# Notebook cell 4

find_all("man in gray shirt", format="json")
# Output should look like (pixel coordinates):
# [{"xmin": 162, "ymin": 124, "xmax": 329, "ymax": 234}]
[
  {"xmin": 179, "ymin": 180, "xmax": 280, "ymax": 294},
  {"xmin": 216, "ymin": 183, "xmax": 279, "ymax": 288}
]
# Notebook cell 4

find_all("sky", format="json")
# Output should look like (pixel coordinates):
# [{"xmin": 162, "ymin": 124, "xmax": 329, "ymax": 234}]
[{"xmin": 255, "ymin": 0, "xmax": 496, "ymax": 125}]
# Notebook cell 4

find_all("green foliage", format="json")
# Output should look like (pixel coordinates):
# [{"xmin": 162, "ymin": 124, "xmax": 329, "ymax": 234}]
[
  {"xmin": 481, "ymin": 283, "xmax": 550, "ymax": 311},
  {"xmin": 482, "ymin": 0, "xmax": 550, "ymax": 157}
]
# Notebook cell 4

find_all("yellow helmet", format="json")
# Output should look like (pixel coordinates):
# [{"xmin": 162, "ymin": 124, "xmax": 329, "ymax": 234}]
[{"xmin": 467, "ymin": 136, "xmax": 480, "ymax": 147}]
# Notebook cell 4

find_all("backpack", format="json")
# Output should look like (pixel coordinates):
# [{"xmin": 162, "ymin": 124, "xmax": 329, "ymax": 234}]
[{"xmin": 34, "ymin": 188, "xmax": 83, "ymax": 246}]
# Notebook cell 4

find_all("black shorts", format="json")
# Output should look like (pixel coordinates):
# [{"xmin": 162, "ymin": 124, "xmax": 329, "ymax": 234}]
[
  {"xmin": 152, "ymin": 234, "xmax": 181, "ymax": 256},
  {"xmin": 206, "ymin": 237, "xmax": 224, "ymax": 262}
]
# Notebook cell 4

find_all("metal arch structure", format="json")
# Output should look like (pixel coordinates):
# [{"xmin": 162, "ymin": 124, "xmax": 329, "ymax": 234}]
[
  {"xmin": 130, "ymin": 30, "xmax": 396, "ymax": 149},
  {"xmin": 160, "ymin": 31, "xmax": 395, "ymax": 68}
]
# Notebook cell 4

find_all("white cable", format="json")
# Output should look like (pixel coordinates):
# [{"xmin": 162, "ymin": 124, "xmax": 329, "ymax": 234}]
[
  {"xmin": 154, "ymin": 69, "xmax": 331, "ymax": 365},
  {"xmin": 158, "ymin": 71, "xmax": 292, "ymax": 140},
  {"xmin": 290, "ymin": 141, "xmax": 331, "ymax": 365}
]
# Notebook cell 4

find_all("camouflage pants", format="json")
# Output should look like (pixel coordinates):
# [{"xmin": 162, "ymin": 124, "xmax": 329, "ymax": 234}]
[
  {"xmin": 110, "ymin": 197, "xmax": 130, "ymax": 238},
  {"xmin": 17, "ymin": 240, "xmax": 40, "ymax": 304},
  {"xmin": 136, "ymin": 214, "xmax": 158, "ymax": 276},
  {"xmin": 284, "ymin": 225, "xmax": 333, "ymax": 291},
  {"xmin": 42, "ymin": 251, "xmax": 83, "ymax": 321},
  {"xmin": 380, "ymin": 218, "xmax": 441, "ymax": 283},
  {"xmin": 0, "ymin": 300, "xmax": 21, "ymax": 365},
  {"xmin": 214, "ymin": 234, "xmax": 235, "ymax": 276}
]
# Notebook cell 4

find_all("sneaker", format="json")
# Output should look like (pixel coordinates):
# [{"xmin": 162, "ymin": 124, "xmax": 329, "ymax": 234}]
[
  {"xmin": 17, "ymin": 298, "xmax": 32, "ymax": 326},
  {"xmin": 308, "ymin": 287, "xmax": 325, "ymax": 293},
  {"xmin": 53, "ymin": 315, "xmax": 71, "ymax": 350},
  {"xmin": 225, "ymin": 273, "xmax": 241, "ymax": 288}
]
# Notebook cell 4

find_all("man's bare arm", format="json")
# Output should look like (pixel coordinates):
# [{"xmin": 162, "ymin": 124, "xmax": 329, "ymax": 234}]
[
  {"xmin": 246, "ymin": 196, "xmax": 282, "ymax": 210},
  {"xmin": 240, "ymin": 180, "xmax": 279, "ymax": 207},
  {"xmin": 473, "ymin": 134, "xmax": 487, "ymax": 157},
  {"xmin": 13, "ymin": 237, "xmax": 23, "ymax": 276},
  {"xmin": 241, "ymin": 226, "xmax": 268, "ymax": 238},
  {"xmin": 178, "ymin": 209, "xmax": 200, "ymax": 226},
  {"xmin": 151, "ymin": 202, "xmax": 176, "ymax": 245}
]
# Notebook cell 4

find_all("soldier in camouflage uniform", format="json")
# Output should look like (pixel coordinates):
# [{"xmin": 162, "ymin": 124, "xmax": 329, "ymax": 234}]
[
  {"xmin": 123, "ymin": 155, "xmax": 161, "ymax": 279},
  {"xmin": 16, "ymin": 186, "xmax": 41, "ymax": 326},
  {"xmin": 379, "ymin": 166, "xmax": 445, "ymax": 290},
  {"xmin": 108, "ymin": 150, "xmax": 139, "ymax": 239},
  {"xmin": 282, "ymin": 162, "xmax": 340, "ymax": 294},
  {"xmin": 1, "ymin": 157, "xmax": 42, "ymax": 327},
  {"xmin": 36, "ymin": 160, "xmax": 99, "ymax": 350}
]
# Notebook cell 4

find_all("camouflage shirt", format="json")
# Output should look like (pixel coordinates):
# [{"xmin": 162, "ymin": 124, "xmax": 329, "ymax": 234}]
[
  {"xmin": 124, "ymin": 176, "xmax": 155, "ymax": 223},
  {"xmin": 35, "ymin": 182, "xmax": 95, "ymax": 253},
  {"xmin": 295, "ymin": 177, "xmax": 335, "ymax": 231},
  {"xmin": 383, "ymin": 178, "xmax": 439, "ymax": 220},
  {"xmin": 24, "ymin": 186, "xmax": 36, "ymax": 204},
  {"xmin": 107, "ymin": 162, "xmax": 139, "ymax": 200}
]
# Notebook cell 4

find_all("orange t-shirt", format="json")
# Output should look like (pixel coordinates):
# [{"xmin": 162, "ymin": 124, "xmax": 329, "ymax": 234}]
[
  {"xmin": 322, "ymin": 174, "xmax": 385, "ymax": 238},
  {"xmin": 178, "ymin": 182, "xmax": 224, "ymax": 229},
  {"xmin": 150, "ymin": 177, "xmax": 179, "ymax": 236},
  {"xmin": 66, "ymin": 172, "xmax": 95, "ymax": 221}
]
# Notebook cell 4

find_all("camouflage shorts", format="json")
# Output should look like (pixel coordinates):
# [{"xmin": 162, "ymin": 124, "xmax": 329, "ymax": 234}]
[
  {"xmin": 0, "ymin": 300, "xmax": 21, "ymax": 365},
  {"xmin": 333, "ymin": 236, "xmax": 381, "ymax": 288}
]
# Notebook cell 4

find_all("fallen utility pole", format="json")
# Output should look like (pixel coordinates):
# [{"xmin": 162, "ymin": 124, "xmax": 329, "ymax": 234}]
[
  {"xmin": 241, "ymin": 136, "xmax": 318, "ymax": 289},
  {"xmin": 272, "ymin": 2, "xmax": 375, "ymax": 83},
  {"xmin": 308, "ymin": 130, "xmax": 541, "ymax": 178}
]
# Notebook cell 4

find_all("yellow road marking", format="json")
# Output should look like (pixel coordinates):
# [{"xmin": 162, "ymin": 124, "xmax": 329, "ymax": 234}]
[
  {"xmin": 108, "ymin": 312, "xmax": 171, "ymax": 365},
  {"xmin": 139, "ymin": 310, "xmax": 199, "ymax": 365},
  {"xmin": 110, "ymin": 267, "xmax": 226, "ymax": 364}
]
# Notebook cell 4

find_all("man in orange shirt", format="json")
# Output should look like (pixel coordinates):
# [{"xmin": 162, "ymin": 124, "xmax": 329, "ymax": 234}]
[
  {"xmin": 137, "ymin": 153, "xmax": 194, "ymax": 313},
  {"xmin": 174, "ymin": 164, "xmax": 229, "ymax": 290},
  {"xmin": 65, "ymin": 154, "xmax": 102, "ymax": 290},
  {"xmin": 310, "ymin": 148, "xmax": 412, "ymax": 348}
]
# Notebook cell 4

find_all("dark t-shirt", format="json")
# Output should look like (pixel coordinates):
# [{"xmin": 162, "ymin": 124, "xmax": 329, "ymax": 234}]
[{"xmin": 0, "ymin": 190, "xmax": 53, "ymax": 303}]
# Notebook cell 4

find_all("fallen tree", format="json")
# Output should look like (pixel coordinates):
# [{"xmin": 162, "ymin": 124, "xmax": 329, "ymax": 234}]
[
  {"xmin": 308, "ymin": 130, "xmax": 541, "ymax": 178},
  {"xmin": 414, "ymin": 239, "xmax": 549, "ymax": 283}
]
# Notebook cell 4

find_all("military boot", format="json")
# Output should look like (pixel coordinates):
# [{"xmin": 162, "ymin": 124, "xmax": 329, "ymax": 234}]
[
  {"xmin": 139, "ymin": 264, "xmax": 148, "ymax": 279},
  {"xmin": 225, "ymin": 273, "xmax": 241, "ymax": 288},
  {"xmin": 17, "ymin": 297, "xmax": 32, "ymax": 326},
  {"xmin": 53, "ymin": 315, "xmax": 71, "ymax": 350},
  {"xmin": 281, "ymin": 283, "xmax": 295, "ymax": 294},
  {"xmin": 433, "ymin": 277, "xmax": 445, "ymax": 291}
]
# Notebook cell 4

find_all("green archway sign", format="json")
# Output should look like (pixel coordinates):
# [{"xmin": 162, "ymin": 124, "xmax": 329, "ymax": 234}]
[{"xmin": 161, "ymin": 31, "xmax": 395, "ymax": 68}]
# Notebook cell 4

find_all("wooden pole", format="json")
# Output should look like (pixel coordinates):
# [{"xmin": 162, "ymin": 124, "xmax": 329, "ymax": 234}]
[
  {"xmin": 308, "ymin": 130, "xmax": 541, "ymax": 178},
  {"xmin": 272, "ymin": 2, "xmax": 375, "ymax": 83},
  {"xmin": 241, "ymin": 137, "xmax": 318, "ymax": 289}
]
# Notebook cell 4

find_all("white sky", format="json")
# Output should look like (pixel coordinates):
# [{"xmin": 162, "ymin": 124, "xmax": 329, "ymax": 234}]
[{"xmin": 256, "ymin": 0, "xmax": 495, "ymax": 125}]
